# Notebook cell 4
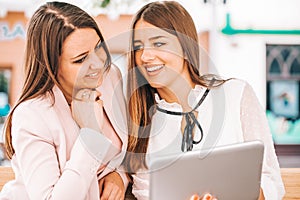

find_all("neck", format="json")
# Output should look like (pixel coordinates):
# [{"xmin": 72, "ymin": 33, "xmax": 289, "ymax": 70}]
[
  {"xmin": 62, "ymin": 90, "xmax": 72, "ymax": 106},
  {"xmin": 157, "ymin": 77, "xmax": 195, "ymax": 112}
]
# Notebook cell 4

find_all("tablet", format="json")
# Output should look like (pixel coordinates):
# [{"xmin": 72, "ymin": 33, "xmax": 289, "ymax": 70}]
[{"xmin": 149, "ymin": 140, "xmax": 264, "ymax": 200}]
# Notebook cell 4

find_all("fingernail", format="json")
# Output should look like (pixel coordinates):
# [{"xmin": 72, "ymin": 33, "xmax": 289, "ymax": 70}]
[
  {"xmin": 203, "ymin": 193, "xmax": 212, "ymax": 200},
  {"xmin": 189, "ymin": 194, "xmax": 200, "ymax": 200}
]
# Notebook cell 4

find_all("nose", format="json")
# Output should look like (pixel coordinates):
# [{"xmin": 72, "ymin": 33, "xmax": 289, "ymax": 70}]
[
  {"xmin": 140, "ymin": 47, "xmax": 155, "ymax": 62},
  {"xmin": 89, "ymin": 52, "xmax": 105, "ymax": 70}
]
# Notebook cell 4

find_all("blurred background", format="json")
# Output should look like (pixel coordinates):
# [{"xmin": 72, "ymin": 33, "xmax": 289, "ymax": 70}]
[{"xmin": 0, "ymin": 0, "xmax": 299, "ymax": 167}]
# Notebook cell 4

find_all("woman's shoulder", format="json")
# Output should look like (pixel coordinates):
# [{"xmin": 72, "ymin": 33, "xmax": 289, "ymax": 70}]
[
  {"xmin": 11, "ymin": 96, "xmax": 56, "ymax": 140},
  {"xmin": 221, "ymin": 78, "xmax": 248, "ymax": 91},
  {"xmin": 12, "ymin": 94, "xmax": 56, "ymax": 129},
  {"xmin": 14, "ymin": 95, "xmax": 52, "ymax": 114},
  {"xmin": 225, "ymin": 78, "xmax": 247, "ymax": 85},
  {"xmin": 211, "ymin": 78, "xmax": 250, "ymax": 101}
]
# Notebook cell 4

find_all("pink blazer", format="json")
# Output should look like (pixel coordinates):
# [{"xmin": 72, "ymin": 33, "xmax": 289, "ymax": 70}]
[{"xmin": 0, "ymin": 66, "xmax": 128, "ymax": 200}]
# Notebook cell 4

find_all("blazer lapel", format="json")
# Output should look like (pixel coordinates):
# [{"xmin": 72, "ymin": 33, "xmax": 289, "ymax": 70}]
[
  {"xmin": 52, "ymin": 86, "xmax": 80, "ymax": 160},
  {"xmin": 98, "ymin": 73, "xmax": 128, "ymax": 149}
]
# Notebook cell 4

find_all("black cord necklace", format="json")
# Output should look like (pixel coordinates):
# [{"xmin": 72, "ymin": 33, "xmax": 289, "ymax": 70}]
[{"xmin": 156, "ymin": 79, "xmax": 215, "ymax": 152}]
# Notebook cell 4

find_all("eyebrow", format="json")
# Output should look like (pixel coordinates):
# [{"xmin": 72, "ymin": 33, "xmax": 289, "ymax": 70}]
[
  {"xmin": 71, "ymin": 39, "xmax": 102, "ymax": 60},
  {"xmin": 134, "ymin": 35, "xmax": 166, "ymax": 43},
  {"xmin": 71, "ymin": 51, "xmax": 88, "ymax": 60}
]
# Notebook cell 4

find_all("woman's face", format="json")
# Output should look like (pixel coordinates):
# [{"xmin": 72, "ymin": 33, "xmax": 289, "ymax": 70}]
[
  {"xmin": 58, "ymin": 28, "xmax": 108, "ymax": 98},
  {"xmin": 133, "ymin": 19, "xmax": 190, "ymax": 89}
]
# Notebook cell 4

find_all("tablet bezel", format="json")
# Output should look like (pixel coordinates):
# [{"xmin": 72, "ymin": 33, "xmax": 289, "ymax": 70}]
[{"xmin": 149, "ymin": 140, "xmax": 264, "ymax": 200}]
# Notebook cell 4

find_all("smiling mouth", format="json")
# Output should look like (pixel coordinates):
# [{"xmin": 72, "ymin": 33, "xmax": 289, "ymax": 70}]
[
  {"xmin": 86, "ymin": 71, "xmax": 101, "ymax": 78},
  {"xmin": 146, "ymin": 65, "xmax": 163, "ymax": 72}
]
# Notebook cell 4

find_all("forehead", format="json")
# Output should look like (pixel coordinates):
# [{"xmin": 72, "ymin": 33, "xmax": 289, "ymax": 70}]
[
  {"xmin": 134, "ymin": 20, "xmax": 177, "ymax": 41},
  {"xmin": 62, "ymin": 28, "xmax": 99, "ymax": 56}
]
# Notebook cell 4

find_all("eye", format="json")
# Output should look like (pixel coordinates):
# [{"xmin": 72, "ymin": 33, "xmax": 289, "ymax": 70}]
[
  {"xmin": 154, "ymin": 42, "xmax": 165, "ymax": 48},
  {"xmin": 73, "ymin": 56, "xmax": 87, "ymax": 64},
  {"xmin": 133, "ymin": 44, "xmax": 144, "ymax": 51}
]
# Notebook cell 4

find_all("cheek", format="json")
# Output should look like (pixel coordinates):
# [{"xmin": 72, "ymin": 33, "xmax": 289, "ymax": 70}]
[
  {"xmin": 58, "ymin": 63, "xmax": 79, "ymax": 84},
  {"xmin": 173, "ymin": 55, "xmax": 185, "ymax": 71},
  {"xmin": 160, "ymin": 51, "xmax": 185, "ymax": 71},
  {"xmin": 57, "ymin": 69, "xmax": 72, "ymax": 85},
  {"xmin": 57, "ymin": 66, "xmax": 65, "ymax": 82}
]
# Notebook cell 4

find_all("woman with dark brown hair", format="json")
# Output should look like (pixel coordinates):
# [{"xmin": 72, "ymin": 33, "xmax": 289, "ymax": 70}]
[
  {"xmin": 0, "ymin": 2, "xmax": 128, "ymax": 199},
  {"xmin": 124, "ymin": 1, "xmax": 284, "ymax": 200}
]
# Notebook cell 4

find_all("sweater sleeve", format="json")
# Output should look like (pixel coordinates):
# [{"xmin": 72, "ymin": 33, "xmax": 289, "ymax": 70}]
[{"xmin": 240, "ymin": 82, "xmax": 285, "ymax": 200}]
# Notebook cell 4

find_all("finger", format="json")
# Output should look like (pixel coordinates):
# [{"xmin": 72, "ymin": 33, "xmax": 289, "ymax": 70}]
[
  {"xmin": 118, "ymin": 190, "xmax": 124, "ymax": 200},
  {"xmin": 107, "ymin": 186, "xmax": 121, "ymax": 200},
  {"xmin": 202, "ymin": 193, "xmax": 213, "ymax": 200},
  {"xmin": 75, "ymin": 89, "xmax": 91, "ymax": 101},
  {"xmin": 98, "ymin": 178, "xmax": 104, "ymax": 196},
  {"xmin": 74, "ymin": 88, "xmax": 98, "ymax": 102},
  {"xmin": 100, "ymin": 183, "xmax": 113, "ymax": 200},
  {"xmin": 95, "ymin": 98, "xmax": 103, "ymax": 107},
  {"xmin": 114, "ymin": 188, "xmax": 123, "ymax": 200},
  {"xmin": 189, "ymin": 194, "xmax": 200, "ymax": 200}
]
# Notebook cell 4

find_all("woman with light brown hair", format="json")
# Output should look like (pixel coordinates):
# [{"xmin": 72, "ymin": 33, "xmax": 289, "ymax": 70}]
[
  {"xmin": 124, "ymin": 1, "xmax": 285, "ymax": 199},
  {"xmin": 0, "ymin": 1, "xmax": 128, "ymax": 199}
]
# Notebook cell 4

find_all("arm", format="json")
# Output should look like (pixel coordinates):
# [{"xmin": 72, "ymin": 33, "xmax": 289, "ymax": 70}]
[
  {"xmin": 240, "ymin": 82, "xmax": 285, "ymax": 200},
  {"xmin": 12, "ymin": 105, "xmax": 112, "ymax": 200}
]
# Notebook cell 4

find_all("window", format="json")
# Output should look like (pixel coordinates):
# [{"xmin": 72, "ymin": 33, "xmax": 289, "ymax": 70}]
[
  {"xmin": 0, "ymin": 68, "xmax": 11, "ymax": 122},
  {"xmin": 0, "ymin": 68, "xmax": 11, "ymax": 166},
  {"xmin": 266, "ymin": 44, "xmax": 300, "ymax": 145}
]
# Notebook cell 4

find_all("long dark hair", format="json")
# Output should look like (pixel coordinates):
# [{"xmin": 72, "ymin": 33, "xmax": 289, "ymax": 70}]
[
  {"xmin": 124, "ymin": 1, "xmax": 226, "ymax": 173},
  {"xmin": 4, "ymin": 1, "xmax": 110, "ymax": 159}
]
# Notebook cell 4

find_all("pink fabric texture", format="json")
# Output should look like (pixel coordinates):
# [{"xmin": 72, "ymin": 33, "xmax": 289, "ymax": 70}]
[{"xmin": 0, "ymin": 65, "xmax": 128, "ymax": 200}]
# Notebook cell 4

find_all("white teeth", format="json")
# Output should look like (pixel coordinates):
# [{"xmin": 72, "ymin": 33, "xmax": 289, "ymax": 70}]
[
  {"xmin": 87, "ymin": 72, "xmax": 99, "ymax": 77},
  {"xmin": 146, "ymin": 65, "xmax": 163, "ymax": 72}
]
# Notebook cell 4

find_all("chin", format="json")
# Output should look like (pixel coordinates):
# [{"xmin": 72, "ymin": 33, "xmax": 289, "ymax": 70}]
[
  {"xmin": 84, "ymin": 81, "xmax": 102, "ymax": 89},
  {"xmin": 149, "ymin": 82, "xmax": 165, "ymax": 89}
]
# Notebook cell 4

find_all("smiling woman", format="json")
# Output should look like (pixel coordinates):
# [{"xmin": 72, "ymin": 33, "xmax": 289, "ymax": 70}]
[
  {"xmin": 58, "ymin": 28, "xmax": 109, "ymax": 104},
  {"xmin": 0, "ymin": 1, "xmax": 128, "ymax": 200},
  {"xmin": 124, "ymin": 1, "xmax": 285, "ymax": 200}
]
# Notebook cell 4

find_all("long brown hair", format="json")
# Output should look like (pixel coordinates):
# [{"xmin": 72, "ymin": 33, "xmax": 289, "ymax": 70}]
[
  {"xmin": 124, "ymin": 1, "xmax": 226, "ymax": 173},
  {"xmin": 3, "ymin": 1, "xmax": 110, "ymax": 159}
]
